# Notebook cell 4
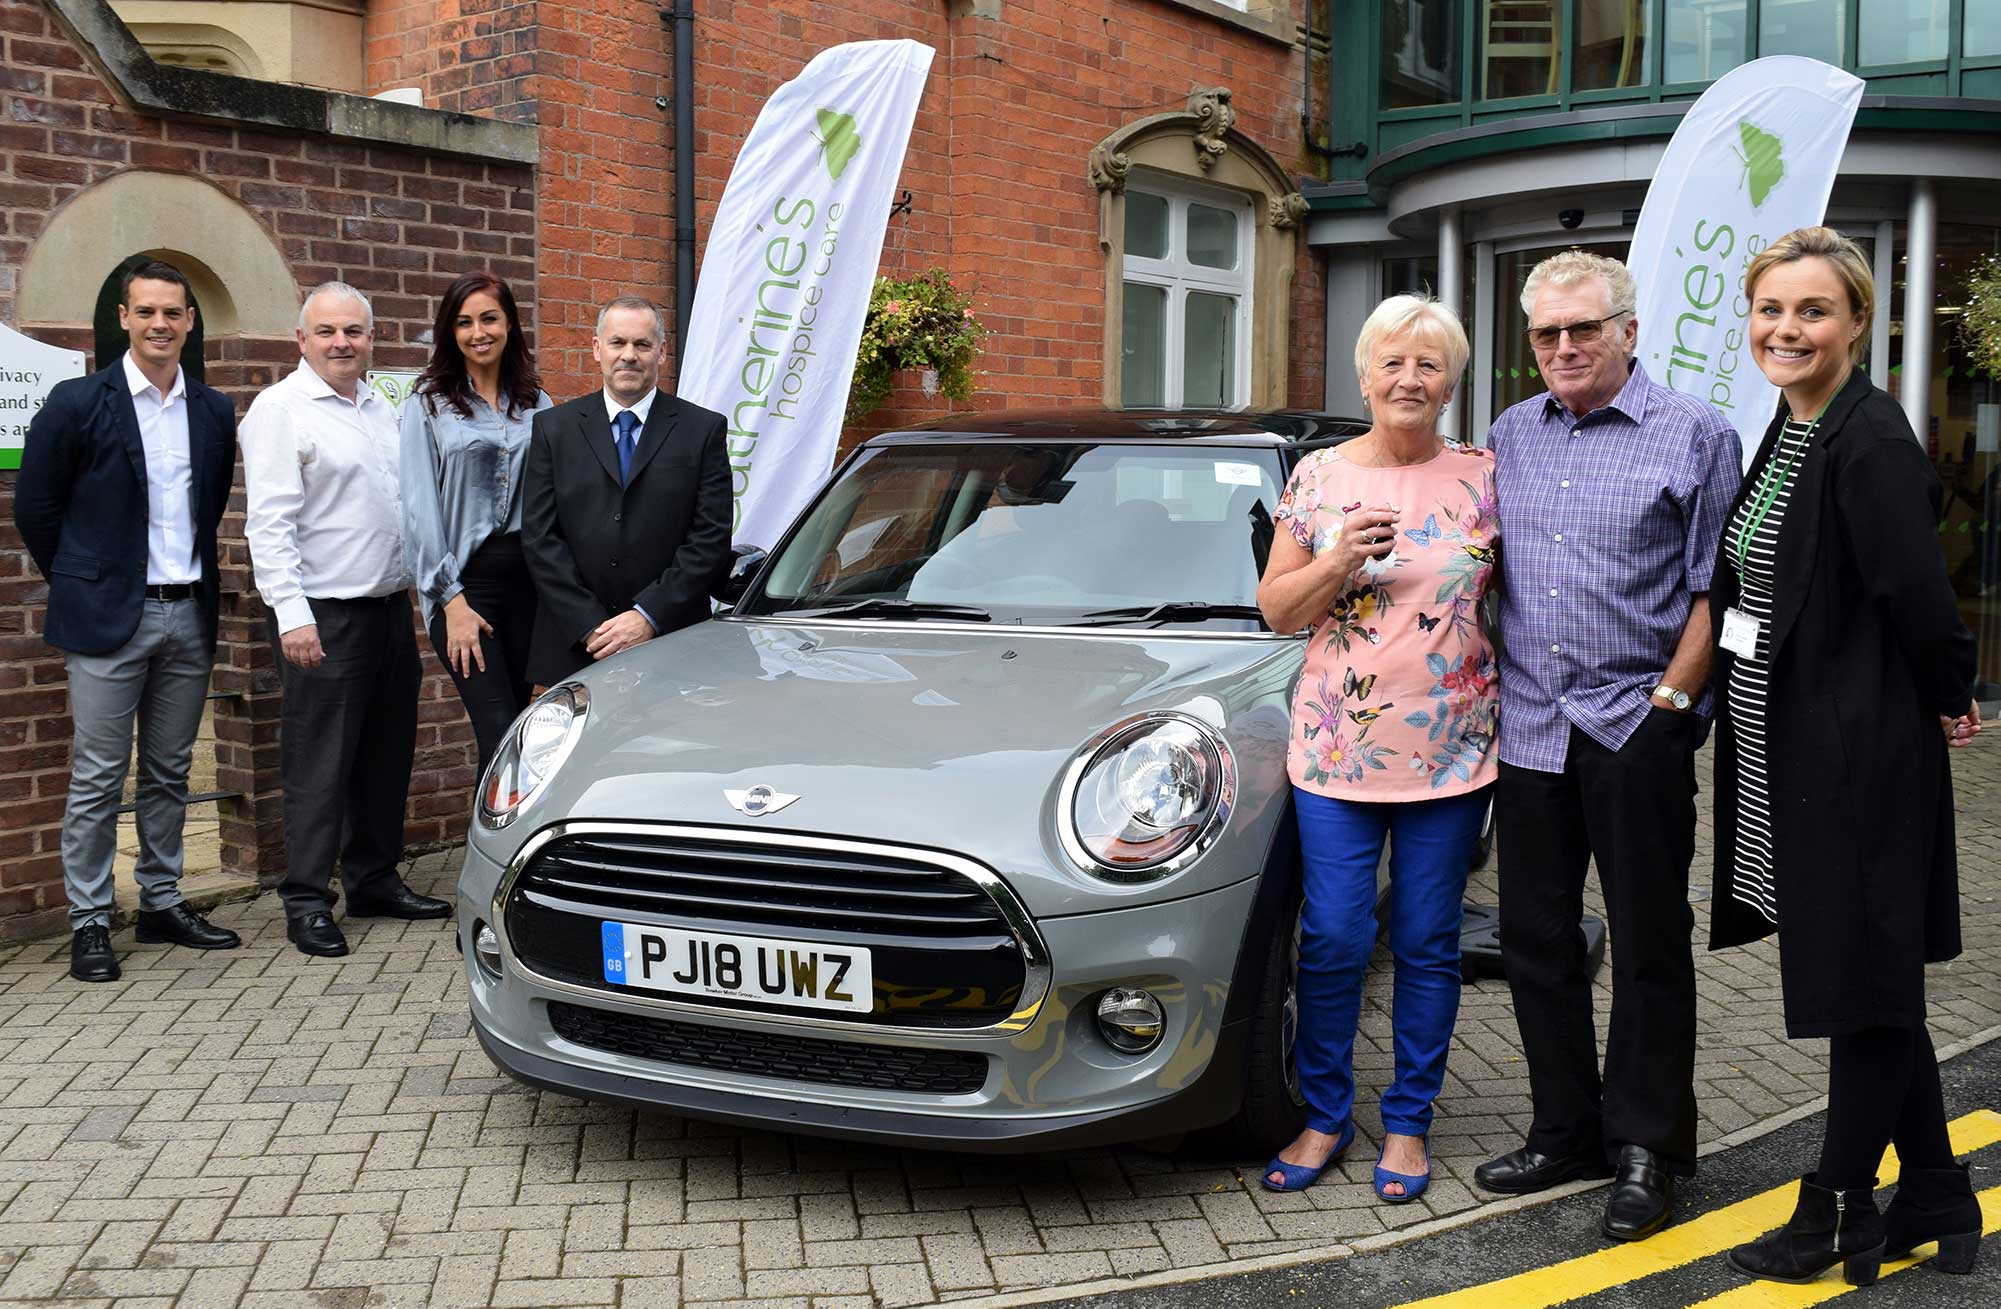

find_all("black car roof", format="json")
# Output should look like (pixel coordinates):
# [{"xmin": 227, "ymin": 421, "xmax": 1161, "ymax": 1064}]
[{"xmin": 869, "ymin": 407, "xmax": 1369, "ymax": 446}]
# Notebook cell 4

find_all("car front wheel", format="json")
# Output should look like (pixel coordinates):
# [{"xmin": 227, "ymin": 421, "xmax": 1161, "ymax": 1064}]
[{"xmin": 1198, "ymin": 886, "xmax": 1307, "ymax": 1154}]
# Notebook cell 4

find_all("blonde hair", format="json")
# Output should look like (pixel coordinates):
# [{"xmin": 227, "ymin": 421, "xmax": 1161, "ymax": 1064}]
[
  {"xmin": 1519, "ymin": 249, "xmax": 1637, "ymax": 320},
  {"xmin": 1743, "ymin": 226, "xmax": 1875, "ymax": 362},
  {"xmin": 1353, "ymin": 294, "xmax": 1470, "ymax": 384}
]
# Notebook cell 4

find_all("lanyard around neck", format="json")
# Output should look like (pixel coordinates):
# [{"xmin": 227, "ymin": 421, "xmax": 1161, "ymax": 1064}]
[{"xmin": 1730, "ymin": 385, "xmax": 1840, "ymax": 573}]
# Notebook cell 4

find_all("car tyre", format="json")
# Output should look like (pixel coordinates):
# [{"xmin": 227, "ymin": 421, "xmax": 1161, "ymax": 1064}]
[{"xmin": 1196, "ymin": 883, "xmax": 1307, "ymax": 1155}]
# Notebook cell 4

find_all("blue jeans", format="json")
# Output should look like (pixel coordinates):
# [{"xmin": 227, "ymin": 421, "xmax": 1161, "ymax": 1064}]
[{"xmin": 1292, "ymin": 784, "xmax": 1490, "ymax": 1138}]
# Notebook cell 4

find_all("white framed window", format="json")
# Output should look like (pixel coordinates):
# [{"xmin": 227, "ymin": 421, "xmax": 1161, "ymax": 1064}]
[{"xmin": 1120, "ymin": 178, "xmax": 1255, "ymax": 409}]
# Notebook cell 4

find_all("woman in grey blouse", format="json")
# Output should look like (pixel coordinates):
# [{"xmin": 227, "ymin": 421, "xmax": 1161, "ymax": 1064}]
[{"xmin": 400, "ymin": 272, "xmax": 552, "ymax": 772}]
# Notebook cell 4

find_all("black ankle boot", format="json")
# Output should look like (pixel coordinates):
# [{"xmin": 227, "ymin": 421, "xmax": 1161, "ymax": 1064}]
[
  {"xmin": 1884, "ymin": 1163, "xmax": 1982, "ymax": 1274},
  {"xmin": 1728, "ymin": 1174, "xmax": 1886, "ymax": 1286}
]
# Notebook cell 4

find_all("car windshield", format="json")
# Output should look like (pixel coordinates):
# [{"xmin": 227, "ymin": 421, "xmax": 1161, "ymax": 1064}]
[{"xmin": 742, "ymin": 442, "xmax": 1288, "ymax": 627}]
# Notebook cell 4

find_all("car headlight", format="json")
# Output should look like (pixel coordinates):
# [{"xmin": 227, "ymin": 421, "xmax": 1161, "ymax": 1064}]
[
  {"xmin": 478, "ymin": 684, "xmax": 589, "ymax": 829},
  {"xmin": 1059, "ymin": 711, "xmax": 1235, "ymax": 881}
]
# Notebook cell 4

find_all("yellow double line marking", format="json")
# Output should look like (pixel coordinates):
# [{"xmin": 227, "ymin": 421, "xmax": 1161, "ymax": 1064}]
[
  {"xmin": 1688, "ymin": 1187, "xmax": 2001, "ymax": 1306},
  {"xmin": 1393, "ymin": 1109, "xmax": 2001, "ymax": 1309}
]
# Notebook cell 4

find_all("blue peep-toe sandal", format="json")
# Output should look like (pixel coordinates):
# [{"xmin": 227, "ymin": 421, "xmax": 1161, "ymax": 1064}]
[
  {"xmin": 1373, "ymin": 1137, "xmax": 1431, "ymax": 1204},
  {"xmin": 1261, "ymin": 1121, "xmax": 1356, "ymax": 1193}
]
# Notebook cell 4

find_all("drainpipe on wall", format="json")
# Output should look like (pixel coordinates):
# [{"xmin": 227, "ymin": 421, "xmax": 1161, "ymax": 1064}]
[{"xmin": 666, "ymin": 1, "xmax": 697, "ymax": 374}]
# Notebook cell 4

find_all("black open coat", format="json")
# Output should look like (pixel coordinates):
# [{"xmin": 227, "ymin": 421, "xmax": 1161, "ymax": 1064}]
[{"xmin": 1707, "ymin": 369, "xmax": 1976, "ymax": 1039}]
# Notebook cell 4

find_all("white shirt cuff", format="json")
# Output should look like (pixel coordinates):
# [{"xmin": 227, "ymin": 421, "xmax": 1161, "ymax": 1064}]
[{"xmin": 275, "ymin": 597, "xmax": 317, "ymax": 635}]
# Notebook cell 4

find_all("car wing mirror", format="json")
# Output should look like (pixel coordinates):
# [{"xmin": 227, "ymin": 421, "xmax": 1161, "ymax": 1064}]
[{"xmin": 714, "ymin": 545, "xmax": 769, "ymax": 609}]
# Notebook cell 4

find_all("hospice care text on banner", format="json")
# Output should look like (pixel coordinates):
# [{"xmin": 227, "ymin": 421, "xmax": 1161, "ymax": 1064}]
[
  {"xmin": 1628, "ymin": 55, "xmax": 1864, "ymax": 468},
  {"xmin": 677, "ymin": 39, "xmax": 936, "ymax": 549}
]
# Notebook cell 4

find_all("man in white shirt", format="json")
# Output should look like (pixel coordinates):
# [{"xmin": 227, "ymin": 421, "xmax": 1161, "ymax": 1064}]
[
  {"xmin": 14, "ymin": 261, "xmax": 242, "ymax": 982},
  {"xmin": 241, "ymin": 282, "xmax": 450, "ymax": 959}
]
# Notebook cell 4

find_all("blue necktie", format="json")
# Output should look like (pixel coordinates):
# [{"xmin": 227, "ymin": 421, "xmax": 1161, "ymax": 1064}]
[{"xmin": 614, "ymin": 409, "xmax": 639, "ymax": 485}]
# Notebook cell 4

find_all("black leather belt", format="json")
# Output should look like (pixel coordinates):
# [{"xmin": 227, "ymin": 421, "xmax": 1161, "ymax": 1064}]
[{"xmin": 144, "ymin": 583, "xmax": 196, "ymax": 601}]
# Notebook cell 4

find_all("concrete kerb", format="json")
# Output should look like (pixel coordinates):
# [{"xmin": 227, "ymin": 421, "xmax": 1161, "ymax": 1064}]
[{"xmin": 938, "ymin": 1020, "xmax": 2001, "ymax": 1309}]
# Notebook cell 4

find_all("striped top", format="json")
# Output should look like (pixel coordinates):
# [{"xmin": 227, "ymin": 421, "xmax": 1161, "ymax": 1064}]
[{"xmin": 1723, "ymin": 416, "xmax": 1816, "ymax": 926}]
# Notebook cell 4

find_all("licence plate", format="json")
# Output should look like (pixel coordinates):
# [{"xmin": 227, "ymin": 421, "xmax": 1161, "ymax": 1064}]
[{"xmin": 601, "ymin": 922, "xmax": 874, "ymax": 1014}]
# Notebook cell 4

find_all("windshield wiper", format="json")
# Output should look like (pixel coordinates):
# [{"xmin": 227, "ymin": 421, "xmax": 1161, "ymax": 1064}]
[
  {"xmin": 783, "ymin": 598, "xmax": 993, "ymax": 622},
  {"xmin": 1073, "ymin": 602, "xmax": 1267, "ymax": 627}
]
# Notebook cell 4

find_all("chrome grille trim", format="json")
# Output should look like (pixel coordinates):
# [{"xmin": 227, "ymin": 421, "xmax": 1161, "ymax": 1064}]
[{"xmin": 492, "ymin": 821, "xmax": 1052, "ymax": 1037}]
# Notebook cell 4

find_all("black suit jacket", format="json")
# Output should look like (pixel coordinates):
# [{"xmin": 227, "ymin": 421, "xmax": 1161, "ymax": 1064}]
[
  {"xmin": 1706, "ymin": 369, "xmax": 1974, "ymax": 1036},
  {"xmin": 13, "ymin": 361, "xmax": 237, "ymax": 656},
  {"xmin": 520, "ymin": 390, "xmax": 732, "ymax": 684}
]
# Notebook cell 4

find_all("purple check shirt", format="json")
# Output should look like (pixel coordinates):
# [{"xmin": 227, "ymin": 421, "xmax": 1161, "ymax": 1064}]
[{"xmin": 1487, "ymin": 361, "xmax": 1743, "ymax": 772}]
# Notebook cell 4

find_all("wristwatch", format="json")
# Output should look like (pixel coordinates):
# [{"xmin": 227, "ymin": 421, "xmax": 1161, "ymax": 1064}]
[{"xmin": 1653, "ymin": 684, "xmax": 1692, "ymax": 711}]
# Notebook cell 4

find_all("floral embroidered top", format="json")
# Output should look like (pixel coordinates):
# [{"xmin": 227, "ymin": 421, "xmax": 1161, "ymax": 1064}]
[{"xmin": 1273, "ymin": 442, "xmax": 1500, "ymax": 800}]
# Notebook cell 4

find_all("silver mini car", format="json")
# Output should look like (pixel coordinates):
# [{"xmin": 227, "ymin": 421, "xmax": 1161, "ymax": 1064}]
[{"xmin": 460, "ymin": 409, "xmax": 1367, "ymax": 1152}]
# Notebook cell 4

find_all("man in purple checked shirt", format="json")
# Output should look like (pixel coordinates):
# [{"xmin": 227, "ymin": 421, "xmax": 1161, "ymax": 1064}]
[{"xmin": 1471, "ymin": 250, "xmax": 1742, "ymax": 1243}]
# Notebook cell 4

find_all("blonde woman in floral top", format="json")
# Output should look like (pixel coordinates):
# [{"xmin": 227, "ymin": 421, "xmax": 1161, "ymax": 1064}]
[{"xmin": 1255, "ymin": 295, "xmax": 1499, "ymax": 1203}]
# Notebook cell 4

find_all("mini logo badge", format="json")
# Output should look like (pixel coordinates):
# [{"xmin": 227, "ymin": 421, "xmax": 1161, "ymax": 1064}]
[{"xmin": 725, "ymin": 785, "xmax": 799, "ymax": 817}]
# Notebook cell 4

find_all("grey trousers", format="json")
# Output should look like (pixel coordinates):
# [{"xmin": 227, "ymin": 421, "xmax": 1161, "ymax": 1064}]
[{"xmin": 61, "ymin": 598, "xmax": 212, "ymax": 929}]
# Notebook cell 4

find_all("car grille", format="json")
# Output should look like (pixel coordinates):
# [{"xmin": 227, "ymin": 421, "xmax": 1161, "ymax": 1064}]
[
  {"xmin": 547, "ymin": 1000, "xmax": 990, "ymax": 1095},
  {"xmin": 518, "ymin": 830, "xmax": 1013, "ymax": 938},
  {"xmin": 505, "ymin": 828, "xmax": 1036, "ymax": 1028}
]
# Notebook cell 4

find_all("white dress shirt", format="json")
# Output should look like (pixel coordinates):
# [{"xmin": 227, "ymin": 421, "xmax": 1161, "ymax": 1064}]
[
  {"xmin": 241, "ymin": 360, "xmax": 410, "ymax": 634},
  {"xmin": 603, "ymin": 387, "xmax": 658, "ymax": 429},
  {"xmin": 600, "ymin": 387, "xmax": 660, "ymax": 632},
  {"xmin": 123, "ymin": 352, "xmax": 200, "ymax": 585}
]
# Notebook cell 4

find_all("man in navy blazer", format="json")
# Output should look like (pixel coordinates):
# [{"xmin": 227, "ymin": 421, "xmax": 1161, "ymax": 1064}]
[{"xmin": 13, "ymin": 260, "xmax": 243, "ymax": 982}]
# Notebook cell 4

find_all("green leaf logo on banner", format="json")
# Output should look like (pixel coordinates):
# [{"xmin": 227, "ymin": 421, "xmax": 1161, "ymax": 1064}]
[
  {"xmin": 1733, "ymin": 120, "xmax": 1786, "ymax": 207},
  {"xmin": 813, "ymin": 108, "xmax": 861, "ymax": 180}
]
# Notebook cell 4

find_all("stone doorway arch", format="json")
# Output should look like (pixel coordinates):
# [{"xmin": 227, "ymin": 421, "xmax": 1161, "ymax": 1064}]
[{"xmin": 18, "ymin": 169, "xmax": 298, "ymax": 350}]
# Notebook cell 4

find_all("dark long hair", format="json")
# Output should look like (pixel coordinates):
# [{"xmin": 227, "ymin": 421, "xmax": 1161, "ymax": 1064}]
[{"xmin": 414, "ymin": 271, "xmax": 542, "ymax": 419}]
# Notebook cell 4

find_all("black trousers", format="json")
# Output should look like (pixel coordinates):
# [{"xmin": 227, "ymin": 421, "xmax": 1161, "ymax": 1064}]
[
  {"xmin": 1817, "ymin": 1023, "xmax": 1954, "ymax": 1188},
  {"xmin": 426, "ymin": 533, "xmax": 537, "ymax": 776},
  {"xmin": 1496, "ymin": 711, "xmax": 1703, "ymax": 1176},
  {"xmin": 270, "ymin": 593, "xmax": 421, "ymax": 919}
]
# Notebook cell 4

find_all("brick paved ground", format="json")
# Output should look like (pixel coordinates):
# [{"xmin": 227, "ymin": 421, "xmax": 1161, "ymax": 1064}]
[{"xmin": 1, "ymin": 739, "xmax": 1996, "ymax": 1308}]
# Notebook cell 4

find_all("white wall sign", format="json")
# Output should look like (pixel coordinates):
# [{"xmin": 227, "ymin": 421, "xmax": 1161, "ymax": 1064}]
[
  {"xmin": 366, "ymin": 371, "xmax": 422, "ymax": 412},
  {"xmin": 0, "ymin": 322, "xmax": 87, "ymax": 471}
]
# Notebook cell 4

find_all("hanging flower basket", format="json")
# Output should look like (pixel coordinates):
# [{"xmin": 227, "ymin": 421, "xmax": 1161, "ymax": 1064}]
[
  {"xmin": 848, "ymin": 269, "xmax": 986, "ymax": 425},
  {"xmin": 1963, "ymin": 254, "xmax": 2001, "ymax": 380}
]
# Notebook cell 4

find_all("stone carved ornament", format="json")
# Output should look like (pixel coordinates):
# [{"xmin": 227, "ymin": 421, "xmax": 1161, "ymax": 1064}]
[
  {"xmin": 1188, "ymin": 87, "xmax": 1234, "ymax": 171},
  {"xmin": 1268, "ymin": 192, "xmax": 1310, "ymax": 230},
  {"xmin": 1088, "ymin": 143, "xmax": 1132, "ymax": 196}
]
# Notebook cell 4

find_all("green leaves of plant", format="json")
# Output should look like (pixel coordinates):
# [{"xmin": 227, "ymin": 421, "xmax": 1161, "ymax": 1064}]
[{"xmin": 814, "ymin": 108, "xmax": 861, "ymax": 180}]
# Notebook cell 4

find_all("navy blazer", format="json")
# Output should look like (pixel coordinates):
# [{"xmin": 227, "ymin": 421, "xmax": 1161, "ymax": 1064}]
[{"xmin": 13, "ymin": 361, "xmax": 237, "ymax": 655}]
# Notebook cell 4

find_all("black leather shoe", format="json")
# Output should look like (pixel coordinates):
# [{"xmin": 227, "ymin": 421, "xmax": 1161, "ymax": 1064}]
[
  {"xmin": 343, "ymin": 880, "xmax": 451, "ymax": 920},
  {"xmin": 1601, "ymin": 1144, "xmax": 1676, "ymax": 1241},
  {"xmin": 1474, "ymin": 1145, "xmax": 1615, "ymax": 1195},
  {"xmin": 287, "ymin": 911, "xmax": 350, "ymax": 958},
  {"xmin": 135, "ymin": 903, "xmax": 241, "ymax": 950},
  {"xmin": 70, "ymin": 925, "xmax": 120, "ymax": 982}
]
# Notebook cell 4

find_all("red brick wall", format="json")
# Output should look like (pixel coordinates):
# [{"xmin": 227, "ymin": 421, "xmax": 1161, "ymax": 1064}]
[
  {"xmin": 0, "ymin": 0, "xmax": 537, "ymax": 936},
  {"xmin": 363, "ymin": 0, "xmax": 1323, "ymax": 409},
  {"xmin": 364, "ymin": 0, "xmax": 538, "ymax": 122}
]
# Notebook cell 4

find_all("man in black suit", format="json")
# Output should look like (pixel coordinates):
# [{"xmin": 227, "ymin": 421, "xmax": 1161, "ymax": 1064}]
[
  {"xmin": 521, "ymin": 296, "xmax": 731, "ymax": 685},
  {"xmin": 13, "ymin": 260, "xmax": 242, "ymax": 982}
]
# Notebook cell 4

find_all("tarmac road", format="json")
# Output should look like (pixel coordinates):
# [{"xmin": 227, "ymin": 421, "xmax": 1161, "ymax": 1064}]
[{"xmin": 1039, "ymin": 1037, "xmax": 2001, "ymax": 1308}]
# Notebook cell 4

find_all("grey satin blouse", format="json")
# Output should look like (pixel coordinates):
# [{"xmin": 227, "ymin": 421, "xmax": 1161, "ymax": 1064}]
[{"xmin": 399, "ymin": 388, "xmax": 553, "ymax": 623}]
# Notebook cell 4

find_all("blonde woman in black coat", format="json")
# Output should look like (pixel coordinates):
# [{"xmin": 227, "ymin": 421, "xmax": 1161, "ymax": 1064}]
[{"xmin": 1710, "ymin": 227, "xmax": 1983, "ymax": 1287}]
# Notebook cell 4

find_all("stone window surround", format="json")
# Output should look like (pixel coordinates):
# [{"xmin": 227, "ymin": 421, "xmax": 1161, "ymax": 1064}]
[
  {"xmin": 1091, "ymin": 88, "xmax": 1309, "ymax": 408},
  {"xmin": 1157, "ymin": 0, "xmax": 1294, "ymax": 47}
]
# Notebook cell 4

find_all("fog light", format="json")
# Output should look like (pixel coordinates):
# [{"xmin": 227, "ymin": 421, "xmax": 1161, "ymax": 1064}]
[
  {"xmin": 1095, "ymin": 988, "xmax": 1164, "ymax": 1054},
  {"xmin": 473, "ymin": 920, "xmax": 502, "ymax": 976}
]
